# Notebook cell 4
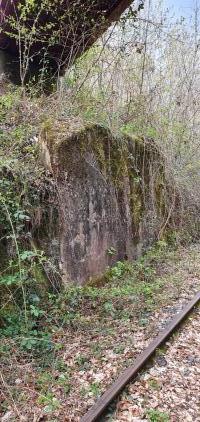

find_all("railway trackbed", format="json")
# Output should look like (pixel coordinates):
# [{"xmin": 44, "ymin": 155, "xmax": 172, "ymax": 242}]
[{"xmin": 81, "ymin": 291, "xmax": 200, "ymax": 422}]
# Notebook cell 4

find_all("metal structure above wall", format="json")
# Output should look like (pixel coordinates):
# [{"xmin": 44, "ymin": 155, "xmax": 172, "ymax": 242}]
[{"xmin": 0, "ymin": 0, "xmax": 144, "ymax": 82}]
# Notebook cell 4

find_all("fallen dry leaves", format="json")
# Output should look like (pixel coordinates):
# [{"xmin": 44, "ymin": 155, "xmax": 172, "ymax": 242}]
[
  {"xmin": 111, "ymin": 306, "xmax": 200, "ymax": 422},
  {"xmin": 0, "ymin": 244, "xmax": 200, "ymax": 421}
]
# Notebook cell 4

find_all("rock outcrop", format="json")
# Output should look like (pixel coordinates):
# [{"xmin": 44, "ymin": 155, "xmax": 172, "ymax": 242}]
[{"xmin": 35, "ymin": 123, "xmax": 172, "ymax": 284}]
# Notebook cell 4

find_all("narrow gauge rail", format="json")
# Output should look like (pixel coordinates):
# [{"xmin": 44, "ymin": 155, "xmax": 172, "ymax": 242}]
[{"xmin": 81, "ymin": 291, "xmax": 200, "ymax": 422}]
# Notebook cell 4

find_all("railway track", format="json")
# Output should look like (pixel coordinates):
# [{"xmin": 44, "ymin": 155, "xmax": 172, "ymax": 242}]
[{"xmin": 81, "ymin": 291, "xmax": 200, "ymax": 422}]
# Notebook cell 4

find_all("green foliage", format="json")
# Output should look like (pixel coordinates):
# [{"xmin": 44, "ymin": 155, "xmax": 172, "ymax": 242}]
[
  {"xmin": 29, "ymin": 304, "xmax": 45, "ymax": 317},
  {"xmin": 0, "ymin": 272, "xmax": 22, "ymax": 286},
  {"xmin": 20, "ymin": 331, "xmax": 52, "ymax": 353},
  {"xmin": 0, "ymin": 92, "xmax": 37, "ymax": 237},
  {"xmin": 36, "ymin": 371, "xmax": 70, "ymax": 396},
  {"xmin": 0, "ymin": 89, "xmax": 56, "ymax": 347},
  {"xmin": 0, "ymin": 92, "xmax": 17, "ymax": 120},
  {"xmin": 146, "ymin": 409, "xmax": 170, "ymax": 422},
  {"xmin": 103, "ymin": 301, "xmax": 116, "ymax": 316},
  {"xmin": 35, "ymin": 370, "xmax": 69, "ymax": 415},
  {"xmin": 37, "ymin": 393, "xmax": 60, "ymax": 413},
  {"xmin": 107, "ymin": 247, "xmax": 117, "ymax": 256},
  {"xmin": 40, "ymin": 240, "xmax": 174, "ymax": 333},
  {"xmin": 107, "ymin": 261, "xmax": 130, "ymax": 279},
  {"xmin": 0, "ymin": 299, "xmax": 53, "ymax": 353},
  {"xmin": 148, "ymin": 378, "xmax": 161, "ymax": 391},
  {"xmin": 88, "ymin": 382, "xmax": 101, "ymax": 397},
  {"xmin": 75, "ymin": 354, "xmax": 89, "ymax": 369},
  {"xmin": 121, "ymin": 122, "xmax": 142, "ymax": 136},
  {"xmin": 81, "ymin": 381, "xmax": 101, "ymax": 397}
]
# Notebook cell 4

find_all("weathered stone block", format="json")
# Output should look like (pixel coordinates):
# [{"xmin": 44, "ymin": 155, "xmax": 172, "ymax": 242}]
[{"xmin": 37, "ymin": 123, "xmax": 169, "ymax": 284}]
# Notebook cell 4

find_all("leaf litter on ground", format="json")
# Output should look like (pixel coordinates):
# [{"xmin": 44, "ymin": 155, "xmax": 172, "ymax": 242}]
[{"xmin": 0, "ymin": 243, "xmax": 200, "ymax": 421}]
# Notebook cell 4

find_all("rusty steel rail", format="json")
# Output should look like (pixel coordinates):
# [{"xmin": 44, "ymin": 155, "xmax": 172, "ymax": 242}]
[{"xmin": 81, "ymin": 291, "xmax": 200, "ymax": 422}]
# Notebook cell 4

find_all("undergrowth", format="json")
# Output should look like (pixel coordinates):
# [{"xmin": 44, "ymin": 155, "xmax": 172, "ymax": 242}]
[
  {"xmin": 1, "ymin": 238, "xmax": 199, "ymax": 419},
  {"xmin": 0, "ymin": 239, "xmax": 177, "ymax": 355}
]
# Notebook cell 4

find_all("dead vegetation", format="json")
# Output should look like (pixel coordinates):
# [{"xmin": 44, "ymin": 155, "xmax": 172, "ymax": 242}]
[{"xmin": 0, "ymin": 243, "xmax": 200, "ymax": 421}]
